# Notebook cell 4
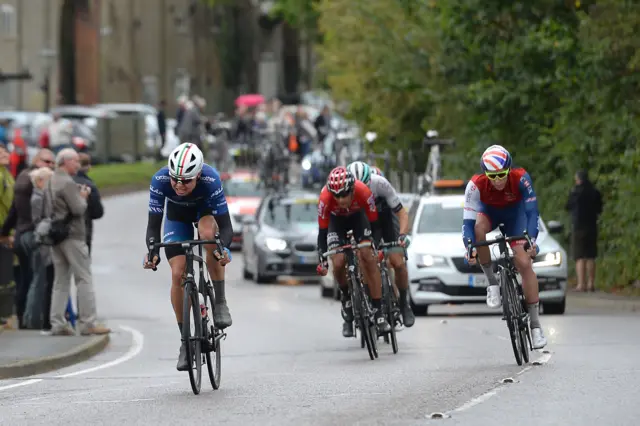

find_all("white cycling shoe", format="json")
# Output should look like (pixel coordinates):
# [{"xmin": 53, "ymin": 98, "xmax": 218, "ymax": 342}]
[
  {"xmin": 531, "ymin": 327, "xmax": 547, "ymax": 349},
  {"xmin": 486, "ymin": 285, "xmax": 501, "ymax": 309}
]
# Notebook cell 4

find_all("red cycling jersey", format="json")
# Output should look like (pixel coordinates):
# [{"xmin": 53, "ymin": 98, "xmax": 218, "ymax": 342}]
[
  {"xmin": 470, "ymin": 167, "xmax": 529, "ymax": 209},
  {"xmin": 317, "ymin": 180, "xmax": 378, "ymax": 229}
]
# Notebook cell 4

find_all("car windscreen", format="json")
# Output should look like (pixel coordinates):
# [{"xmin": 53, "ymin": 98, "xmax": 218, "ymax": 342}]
[
  {"xmin": 222, "ymin": 178, "xmax": 262, "ymax": 197},
  {"xmin": 262, "ymin": 197, "xmax": 318, "ymax": 227},
  {"xmin": 417, "ymin": 201, "xmax": 464, "ymax": 233}
]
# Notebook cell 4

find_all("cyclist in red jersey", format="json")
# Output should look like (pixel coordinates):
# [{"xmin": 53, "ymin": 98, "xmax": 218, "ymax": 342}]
[
  {"xmin": 462, "ymin": 145, "xmax": 546, "ymax": 349},
  {"xmin": 317, "ymin": 167, "xmax": 391, "ymax": 336}
]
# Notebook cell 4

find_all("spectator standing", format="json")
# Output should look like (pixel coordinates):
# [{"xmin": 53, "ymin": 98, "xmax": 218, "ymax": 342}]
[
  {"xmin": 47, "ymin": 114, "xmax": 74, "ymax": 154},
  {"xmin": 0, "ymin": 149, "xmax": 55, "ymax": 329},
  {"xmin": 566, "ymin": 169, "xmax": 603, "ymax": 292},
  {"xmin": 24, "ymin": 167, "xmax": 55, "ymax": 331},
  {"xmin": 157, "ymin": 100, "xmax": 167, "ymax": 161},
  {"xmin": 48, "ymin": 148, "xmax": 110, "ymax": 336},
  {"xmin": 72, "ymin": 153, "xmax": 103, "ymax": 254},
  {"xmin": 0, "ymin": 144, "xmax": 13, "ymax": 225}
]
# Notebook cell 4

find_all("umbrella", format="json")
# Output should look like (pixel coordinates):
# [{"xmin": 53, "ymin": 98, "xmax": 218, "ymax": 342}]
[{"xmin": 235, "ymin": 94, "xmax": 265, "ymax": 107}]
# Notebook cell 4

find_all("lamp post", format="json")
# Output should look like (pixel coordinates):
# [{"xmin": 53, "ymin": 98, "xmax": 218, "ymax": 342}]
[{"xmin": 39, "ymin": 47, "xmax": 57, "ymax": 112}]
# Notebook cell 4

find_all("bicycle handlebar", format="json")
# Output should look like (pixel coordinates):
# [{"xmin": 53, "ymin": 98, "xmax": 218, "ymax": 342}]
[
  {"xmin": 147, "ymin": 233, "xmax": 225, "ymax": 271},
  {"xmin": 322, "ymin": 241, "xmax": 372, "ymax": 258},
  {"xmin": 466, "ymin": 231, "xmax": 532, "ymax": 260}
]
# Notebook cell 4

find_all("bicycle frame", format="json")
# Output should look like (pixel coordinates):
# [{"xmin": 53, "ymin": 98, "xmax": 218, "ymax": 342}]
[
  {"xmin": 467, "ymin": 225, "xmax": 533, "ymax": 365},
  {"xmin": 322, "ymin": 231, "xmax": 378, "ymax": 360}
]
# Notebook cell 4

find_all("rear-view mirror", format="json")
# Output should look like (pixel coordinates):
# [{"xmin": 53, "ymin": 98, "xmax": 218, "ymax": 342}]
[{"xmin": 546, "ymin": 220, "xmax": 564, "ymax": 234}]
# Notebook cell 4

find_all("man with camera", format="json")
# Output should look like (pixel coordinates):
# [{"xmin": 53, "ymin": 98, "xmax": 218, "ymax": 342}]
[{"xmin": 48, "ymin": 148, "xmax": 109, "ymax": 336}]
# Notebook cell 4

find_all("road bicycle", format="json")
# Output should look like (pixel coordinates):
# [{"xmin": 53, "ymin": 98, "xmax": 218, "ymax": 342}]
[
  {"xmin": 147, "ymin": 230, "xmax": 227, "ymax": 394},
  {"xmin": 323, "ymin": 230, "xmax": 379, "ymax": 360},
  {"xmin": 467, "ymin": 225, "xmax": 533, "ymax": 366}
]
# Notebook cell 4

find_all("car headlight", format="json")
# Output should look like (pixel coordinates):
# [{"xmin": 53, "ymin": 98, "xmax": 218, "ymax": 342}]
[
  {"xmin": 265, "ymin": 237, "xmax": 288, "ymax": 251},
  {"xmin": 301, "ymin": 159, "xmax": 311, "ymax": 170},
  {"xmin": 533, "ymin": 251, "xmax": 562, "ymax": 267},
  {"xmin": 415, "ymin": 254, "xmax": 447, "ymax": 268}
]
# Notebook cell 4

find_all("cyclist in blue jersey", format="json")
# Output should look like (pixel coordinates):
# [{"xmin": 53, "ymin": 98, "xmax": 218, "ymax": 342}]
[{"xmin": 142, "ymin": 143, "xmax": 234, "ymax": 371}]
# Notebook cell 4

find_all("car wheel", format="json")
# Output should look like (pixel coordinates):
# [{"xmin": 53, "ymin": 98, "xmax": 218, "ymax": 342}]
[
  {"xmin": 410, "ymin": 298, "xmax": 429, "ymax": 316},
  {"xmin": 321, "ymin": 286, "xmax": 333, "ymax": 298},
  {"xmin": 542, "ymin": 298, "xmax": 566, "ymax": 315},
  {"xmin": 243, "ymin": 267, "xmax": 252, "ymax": 280}
]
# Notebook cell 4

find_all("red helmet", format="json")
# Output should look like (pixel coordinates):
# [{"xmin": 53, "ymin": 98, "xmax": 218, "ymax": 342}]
[{"xmin": 327, "ymin": 167, "xmax": 355, "ymax": 196}]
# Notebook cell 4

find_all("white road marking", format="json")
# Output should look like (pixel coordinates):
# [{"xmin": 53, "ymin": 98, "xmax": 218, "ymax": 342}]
[
  {"xmin": 450, "ymin": 350, "xmax": 553, "ymax": 414},
  {"xmin": 0, "ymin": 325, "xmax": 144, "ymax": 392}
]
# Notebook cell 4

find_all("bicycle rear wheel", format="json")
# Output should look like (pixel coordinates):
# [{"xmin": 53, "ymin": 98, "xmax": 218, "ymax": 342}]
[
  {"xmin": 182, "ymin": 282, "xmax": 203, "ymax": 394},
  {"xmin": 500, "ymin": 272, "xmax": 523, "ymax": 366},
  {"xmin": 204, "ymin": 286, "xmax": 221, "ymax": 390}
]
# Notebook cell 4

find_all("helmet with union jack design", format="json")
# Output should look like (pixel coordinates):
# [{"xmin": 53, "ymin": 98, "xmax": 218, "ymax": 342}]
[
  {"xmin": 326, "ymin": 166, "xmax": 355, "ymax": 197},
  {"xmin": 480, "ymin": 145, "xmax": 512, "ymax": 172}
]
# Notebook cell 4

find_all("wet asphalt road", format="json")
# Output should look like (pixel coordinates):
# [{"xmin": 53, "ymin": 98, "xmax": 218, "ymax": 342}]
[{"xmin": 1, "ymin": 192, "xmax": 639, "ymax": 425}]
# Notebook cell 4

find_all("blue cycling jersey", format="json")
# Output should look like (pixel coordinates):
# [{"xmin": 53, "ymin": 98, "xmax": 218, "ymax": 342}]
[{"xmin": 148, "ymin": 164, "xmax": 229, "ymax": 216}]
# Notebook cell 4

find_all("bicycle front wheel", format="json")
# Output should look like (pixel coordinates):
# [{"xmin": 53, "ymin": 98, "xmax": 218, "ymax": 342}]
[
  {"xmin": 500, "ymin": 272, "xmax": 523, "ymax": 366},
  {"xmin": 182, "ymin": 282, "xmax": 203, "ymax": 394},
  {"xmin": 204, "ymin": 286, "xmax": 221, "ymax": 390}
]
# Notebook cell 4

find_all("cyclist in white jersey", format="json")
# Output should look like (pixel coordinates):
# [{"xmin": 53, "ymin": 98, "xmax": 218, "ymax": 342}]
[{"xmin": 347, "ymin": 161, "xmax": 415, "ymax": 335}]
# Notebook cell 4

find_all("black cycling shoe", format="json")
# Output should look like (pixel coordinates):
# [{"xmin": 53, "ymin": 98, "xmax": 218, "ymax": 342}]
[
  {"xmin": 341, "ymin": 298, "xmax": 354, "ymax": 322},
  {"xmin": 342, "ymin": 321, "xmax": 354, "ymax": 338},
  {"xmin": 176, "ymin": 342, "xmax": 190, "ymax": 371},
  {"xmin": 375, "ymin": 310, "xmax": 391, "ymax": 333}
]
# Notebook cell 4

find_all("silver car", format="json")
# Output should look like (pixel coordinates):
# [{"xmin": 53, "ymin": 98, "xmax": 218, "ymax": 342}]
[
  {"xmin": 242, "ymin": 191, "xmax": 320, "ymax": 283},
  {"xmin": 407, "ymin": 195, "xmax": 568, "ymax": 315}
]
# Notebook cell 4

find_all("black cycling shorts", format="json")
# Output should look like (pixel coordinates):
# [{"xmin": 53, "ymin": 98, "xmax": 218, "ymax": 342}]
[
  {"xmin": 327, "ymin": 210, "xmax": 372, "ymax": 251},
  {"xmin": 379, "ymin": 206, "xmax": 400, "ymax": 243},
  {"xmin": 163, "ymin": 202, "xmax": 214, "ymax": 260}
]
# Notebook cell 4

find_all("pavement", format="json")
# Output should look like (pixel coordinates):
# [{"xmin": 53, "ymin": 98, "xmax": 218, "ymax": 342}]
[{"xmin": 0, "ymin": 191, "xmax": 639, "ymax": 425}]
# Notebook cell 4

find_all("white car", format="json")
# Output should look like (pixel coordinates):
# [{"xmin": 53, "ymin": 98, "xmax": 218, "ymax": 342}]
[{"xmin": 407, "ymin": 194, "xmax": 568, "ymax": 315}]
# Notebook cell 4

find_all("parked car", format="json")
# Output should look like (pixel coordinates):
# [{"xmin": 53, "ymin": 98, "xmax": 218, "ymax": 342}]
[
  {"xmin": 242, "ymin": 190, "xmax": 319, "ymax": 283},
  {"xmin": 406, "ymin": 194, "xmax": 568, "ymax": 315}
]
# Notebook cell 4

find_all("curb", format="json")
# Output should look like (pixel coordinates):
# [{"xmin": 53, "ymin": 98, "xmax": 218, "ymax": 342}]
[
  {"xmin": 567, "ymin": 293, "xmax": 640, "ymax": 313},
  {"xmin": 0, "ymin": 334, "xmax": 110, "ymax": 380}
]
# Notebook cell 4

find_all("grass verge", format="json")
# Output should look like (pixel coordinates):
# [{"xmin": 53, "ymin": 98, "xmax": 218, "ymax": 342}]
[{"xmin": 89, "ymin": 162, "xmax": 163, "ymax": 193}]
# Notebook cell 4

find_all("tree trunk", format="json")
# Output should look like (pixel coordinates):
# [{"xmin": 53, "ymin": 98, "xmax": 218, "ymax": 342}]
[
  {"xmin": 58, "ymin": 0, "xmax": 89, "ymax": 105},
  {"xmin": 58, "ymin": 0, "xmax": 76, "ymax": 105},
  {"xmin": 282, "ymin": 22, "xmax": 300, "ymax": 95}
]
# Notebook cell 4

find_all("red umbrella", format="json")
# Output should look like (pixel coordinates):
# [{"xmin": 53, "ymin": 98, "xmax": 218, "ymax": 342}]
[{"xmin": 235, "ymin": 94, "xmax": 265, "ymax": 107}]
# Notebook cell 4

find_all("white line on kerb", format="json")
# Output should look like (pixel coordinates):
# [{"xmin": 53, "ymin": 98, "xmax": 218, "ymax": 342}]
[
  {"xmin": 0, "ymin": 325, "xmax": 144, "ymax": 392},
  {"xmin": 56, "ymin": 325, "xmax": 144, "ymax": 378}
]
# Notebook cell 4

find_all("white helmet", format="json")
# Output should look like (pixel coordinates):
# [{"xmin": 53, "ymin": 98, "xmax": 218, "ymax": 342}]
[
  {"xmin": 168, "ymin": 143, "xmax": 204, "ymax": 179},
  {"xmin": 346, "ymin": 161, "xmax": 372, "ymax": 185}
]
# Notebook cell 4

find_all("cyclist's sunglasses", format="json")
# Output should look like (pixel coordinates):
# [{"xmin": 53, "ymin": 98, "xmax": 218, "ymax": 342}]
[
  {"xmin": 170, "ymin": 176, "xmax": 195, "ymax": 185},
  {"xmin": 485, "ymin": 169, "xmax": 510, "ymax": 180},
  {"xmin": 334, "ymin": 190, "xmax": 354, "ymax": 199}
]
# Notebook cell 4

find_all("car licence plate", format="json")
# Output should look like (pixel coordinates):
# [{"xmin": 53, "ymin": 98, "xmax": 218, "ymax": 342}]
[
  {"xmin": 468, "ymin": 275, "xmax": 488, "ymax": 287},
  {"xmin": 299, "ymin": 255, "xmax": 315, "ymax": 264}
]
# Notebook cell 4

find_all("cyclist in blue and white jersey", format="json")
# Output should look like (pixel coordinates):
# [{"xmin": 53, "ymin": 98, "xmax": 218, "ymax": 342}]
[{"xmin": 142, "ymin": 142, "xmax": 234, "ymax": 371}]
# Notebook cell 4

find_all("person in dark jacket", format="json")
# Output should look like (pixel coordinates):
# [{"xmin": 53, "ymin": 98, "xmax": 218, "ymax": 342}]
[
  {"xmin": 0, "ymin": 149, "xmax": 54, "ymax": 328},
  {"xmin": 565, "ymin": 170, "xmax": 603, "ymax": 292},
  {"xmin": 73, "ymin": 153, "xmax": 103, "ymax": 254}
]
